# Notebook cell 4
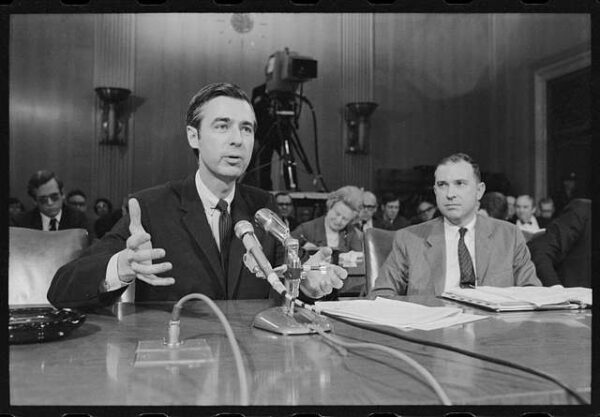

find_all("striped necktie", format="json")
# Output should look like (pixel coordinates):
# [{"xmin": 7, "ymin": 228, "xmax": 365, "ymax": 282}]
[
  {"xmin": 458, "ymin": 227, "xmax": 476, "ymax": 288},
  {"xmin": 215, "ymin": 199, "xmax": 232, "ymax": 274}
]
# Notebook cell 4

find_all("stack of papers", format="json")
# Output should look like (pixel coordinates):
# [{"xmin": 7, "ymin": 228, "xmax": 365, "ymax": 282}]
[
  {"xmin": 441, "ymin": 286, "xmax": 592, "ymax": 312},
  {"xmin": 315, "ymin": 297, "xmax": 487, "ymax": 331}
]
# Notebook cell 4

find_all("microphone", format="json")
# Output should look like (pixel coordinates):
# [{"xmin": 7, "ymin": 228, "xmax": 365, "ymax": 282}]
[
  {"xmin": 234, "ymin": 220, "xmax": 285, "ymax": 294},
  {"xmin": 254, "ymin": 208, "xmax": 290, "ymax": 243}
]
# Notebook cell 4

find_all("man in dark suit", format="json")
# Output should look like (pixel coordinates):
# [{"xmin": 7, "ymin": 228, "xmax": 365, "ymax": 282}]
[
  {"xmin": 12, "ymin": 170, "xmax": 88, "ymax": 232},
  {"xmin": 275, "ymin": 192, "xmax": 299, "ymax": 231},
  {"xmin": 528, "ymin": 198, "xmax": 591, "ymax": 288},
  {"xmin": 48, "ymin": 82, "xmax": 346, "ymax": 309},
  {"xmin": 370, "ymin": 153, "xmax": 540, "ymax": 297},
  {"xmin": 373, "ymin": 192, "xmax": 410, "ymax": 231}
]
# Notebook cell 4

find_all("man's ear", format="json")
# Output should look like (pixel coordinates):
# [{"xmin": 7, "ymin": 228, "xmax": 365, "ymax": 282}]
[
  {"xmin": 186, "ymin": 126, "xmax": 200, "ymax": 151},
  {"xmin": 477, "ymin": 182, "xmax": 486, "ymax": 200}
]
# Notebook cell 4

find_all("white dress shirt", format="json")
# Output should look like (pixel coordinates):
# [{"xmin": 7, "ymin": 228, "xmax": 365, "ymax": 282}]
[
  {"xmin": 516, "ymin": 216, "xmax": 541, "ymax": 233},
  {"xmin": 41, "ymin": 210, "xmax": 62, "ymax": 231},
  {"xmin": 443, "ymin": 215, "xmax": 477, "ymax": 291}
]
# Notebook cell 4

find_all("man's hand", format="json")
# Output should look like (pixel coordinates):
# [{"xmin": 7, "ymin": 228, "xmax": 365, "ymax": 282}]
[
  {"xmin": 300, "ymin": 247, "xmax": 348, "ymax": 299},
  {"xmin": 116, "ymin": 198, "xmax": 175, "ymax": 286}
]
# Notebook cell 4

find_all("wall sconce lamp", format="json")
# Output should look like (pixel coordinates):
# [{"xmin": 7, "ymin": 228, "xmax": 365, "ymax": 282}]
[
  {"xmin": 345, "ymin": 102, "xmax": 378, "ymax": 154},
  {"xmin": 95, "ymin": 87, "xmax": 131, "ymax": 146}
]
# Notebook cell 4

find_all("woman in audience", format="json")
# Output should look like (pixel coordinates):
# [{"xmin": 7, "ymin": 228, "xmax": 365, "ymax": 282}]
[{"xmin": 291, "ymin": 185, "xmax": 363, "ymax": 255}]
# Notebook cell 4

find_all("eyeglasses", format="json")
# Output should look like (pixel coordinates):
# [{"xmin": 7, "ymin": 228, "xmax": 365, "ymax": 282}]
[
  {"xmin": 36, "ymin": 193, "xmax": 61, "ymax": 205},
  {"xmin": 277, "ymin": 202, "xmax": 293, "ymax": 206},
  {"xmin": 363, "ymin": 205, "xmax": 377, "ymax": 210}
]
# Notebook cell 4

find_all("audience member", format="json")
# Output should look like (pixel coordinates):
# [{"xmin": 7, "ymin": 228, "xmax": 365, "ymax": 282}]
[
  {"xmin": 506, "ymin": 195, "xmax": 516, "ymax": 222},
  {"xmin": 274, "ymin": 192, "xmax": 298, "ymax": 231},
  {"xmin": 94, "ymin": 197, "xmax": 113, "ymax": 218},
  {"xmin": 66, "ymin": 189, "xmax": 88, "ymax": 214},
  {"xmin": 9, "ymin": 197, "xmax": 25, "ymax": 220},
  {"xmin": 355, "ymin": 190, "xmax": 378, "ymax": 232},
  {"xmin": 537, "ymin": 197, "xmax": 555, "ymax": 228},
  {"xmin": 552, "ymin": 172, "xmax": 583, "ymax": 215},
  {"xmin": 12, "ymin": 170, "xmax": 88, "ymax": 232},
  {"xmin": 528, "ymin": 199, "xmax": 591, "ymax": 288},
  {"xmin": 373, "ymin": 192, "xmax": 409, "ymax": 231},
  {"xmin": 478, "ymin": 191, "xmax": 508, "ymax": 220},
  {"xmin": 291, "ymin": 185, "xmax": 363, "ymax": 254},
  {"xmin": 369, "ymin": 153, "xmax": 540, "ymax": 297},
  {"xmin": 410, "ymin": 199, "xmax": 438, "ymax": 224},
  {"xmin": 48, "ymin": 82, "xmax": 345, "ymax": 309},
  {"xmin": 94, "ymin": 198, "xmax": 126, "ymax": 239},
  {"xmin": 515, "ymin": 195, "xmax": 542, "ymax": 233}
]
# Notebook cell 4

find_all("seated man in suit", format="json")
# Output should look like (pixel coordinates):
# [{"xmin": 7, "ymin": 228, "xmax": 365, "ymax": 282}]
[
  {"xmin": 528, "ymin": 198, "xmax": 591, "ymax": 288},
  {"xmin": 537, "ymin": 197, "xmax": 556, "ymax": 228},
  {"xmin": 48, "ymin": 82, "xmax": 346, "ymax": 309},
  {"xmin": 274, "ymin": 192, "xmax": 299, "ymax": 231},
  {"xmin": 373, "ymin": 192, "xmax": 410, "ymax": 231},
  {"xmin": 370, "ymin": 153, "xmax": 540, "ymax": 297},
  {"xmin": 12, "ymin": 170, "xmax": 88, "ymax": 232},
  {"xmin": 515, "ymin": 194, "xmax": 543, "ymax": 233},
  {"xmin": 355, "ymin": 190, "xmax": 378, "ymax": 232}
]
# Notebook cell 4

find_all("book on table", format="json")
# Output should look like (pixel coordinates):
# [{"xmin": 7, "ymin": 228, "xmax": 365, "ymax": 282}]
[{"xmin": 440, "ymin": 286, "xmax": 591, "ymax": 312}]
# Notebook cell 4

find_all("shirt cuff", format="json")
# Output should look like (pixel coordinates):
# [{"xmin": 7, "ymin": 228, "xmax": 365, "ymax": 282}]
[{"xmin": 104, "ymin": 251, "xmax": 133, "ymax": 292}]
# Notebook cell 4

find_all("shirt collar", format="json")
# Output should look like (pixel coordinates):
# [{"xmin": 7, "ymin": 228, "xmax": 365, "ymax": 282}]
[
  {"xmin": 195, "ymin": 170, "xmax": 235, "ymax": 212},
  {"xmin": 443, "ymin": 214, "xmax": 476, "ymax": 236},
  {"xmin": 40, "ymin": 209, "xmax": 62, "ymax": 223}
]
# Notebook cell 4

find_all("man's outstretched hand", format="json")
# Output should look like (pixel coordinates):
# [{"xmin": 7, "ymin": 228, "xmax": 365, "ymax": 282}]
[
  {"xmin": 116, "ymin": 198, "xmax": 175, "ymax": 286},
  {"xmin": 300, "ymin": 247, "xmax": 348, "ymax": 299}
]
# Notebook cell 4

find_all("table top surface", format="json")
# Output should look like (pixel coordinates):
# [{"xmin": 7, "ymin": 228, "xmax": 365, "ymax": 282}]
[{"xmin": 10, "ymin": 296, "xmax": 591, "ymax": 407}]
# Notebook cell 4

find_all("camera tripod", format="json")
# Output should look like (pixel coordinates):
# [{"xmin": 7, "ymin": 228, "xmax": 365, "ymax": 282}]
[{"xmin": 246, "ymin": 91, "xmax": 327, "ymax": 192}]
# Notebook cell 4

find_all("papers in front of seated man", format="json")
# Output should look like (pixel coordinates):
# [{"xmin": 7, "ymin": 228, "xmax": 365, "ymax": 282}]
[
  {"xmin": 314, "ymin": 297, "xmax": 487, "ymax": 331},
  {"xmin": 441, "ymin": 286, "xmax": 592, "ymax": 312}
]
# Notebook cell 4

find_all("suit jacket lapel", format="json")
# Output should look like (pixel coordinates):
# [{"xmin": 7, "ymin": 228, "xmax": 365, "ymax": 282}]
[
  {"xmin": 228, "ymin": 188, "xmax": 255, "ymax": 299},
  {"xmin": 32, "ymin": 208, "xmax": 43, "ymax": 230},
  {"xmin": 474, "ymin": 214, "xmax": 493, "ymax": 286},
  {"xmin": 424, "ymin": 218, "xmax": 446, "ymax": 295},
  {"xmin": 179, "ymin": 175, "xmax": 226, "ymax": 295}
]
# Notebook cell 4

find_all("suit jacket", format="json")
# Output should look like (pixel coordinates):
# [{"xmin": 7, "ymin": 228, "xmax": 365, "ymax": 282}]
[
  {"xmin": 369, "ymin": 214, "xmax": 541, "ymax": 297},
  {"xmin": 12, "ymin": 204, "xmax": 88, "ymax": 231},
  {"xmin": 291, "ymin": 216, "xmax": 363, "ymax": 253},
  {"xmin": 48, "ymin": 176, "xmax": 280, "ymax": 309},
  {"xmin": 528, "ymin": 199, "xmax": 591, "ymax": 287}
]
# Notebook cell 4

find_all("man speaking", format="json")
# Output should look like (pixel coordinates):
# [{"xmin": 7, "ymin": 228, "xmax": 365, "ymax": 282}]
[{"xmin": 48, "ymin": 83, "xmax": 346, "ymax": 309}]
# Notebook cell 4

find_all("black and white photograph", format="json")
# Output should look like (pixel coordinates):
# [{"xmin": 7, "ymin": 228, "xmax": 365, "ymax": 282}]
[{"xmin": 6, "ymin": 7, "xmax": 594, "ymax": 416}]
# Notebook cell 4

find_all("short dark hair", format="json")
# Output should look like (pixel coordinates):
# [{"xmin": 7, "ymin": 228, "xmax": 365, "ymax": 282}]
[
  {"xmin": 186, "ymin": 82, "xmax": 255, "ymax": 159},
  {"xmin": 539, "ymin": 197, "xmax": 554, "ymax": 206},
  {"xmin": 94, "ymin": 197, "xmax": 113, "ymax": 214},
  {"xmin": 66, "ymin": 189, "xmax": 87, "ymax": 200},
  {"xmin": 381, "ymin": 192, "xmax": 400, "ymax": 206},
  {"xmin": 27, "ymin": 170, "xmax": 63, "ymax": 198},
  {"xmin": 275, "ymin": 192, "xmax": 292, "ymax": 201},
  {"xmin": 479, "ymin": 192, "xmax": 508, "ymax": 220},
  {"xmin": 436, "ymin": 153, "xmax": 482, "ymax": 182}
]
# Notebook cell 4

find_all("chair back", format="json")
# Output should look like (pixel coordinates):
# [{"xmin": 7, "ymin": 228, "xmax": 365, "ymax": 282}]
[
  {"xmin": 363, "ymin": 227, "xmax": 396, "ymax": 293},
  {"xmin": 9, "ymin": 227, "xmax": 88, "ymax": 305}
]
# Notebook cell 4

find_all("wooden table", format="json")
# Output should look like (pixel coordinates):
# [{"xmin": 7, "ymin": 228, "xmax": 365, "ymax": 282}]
[{"xmin": 9, "ymin": 297, "xmax": 591, "ymax": 408}]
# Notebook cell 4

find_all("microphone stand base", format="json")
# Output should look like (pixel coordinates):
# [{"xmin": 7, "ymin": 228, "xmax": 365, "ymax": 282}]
[{"xmin": 252, "ymin": 306, "xmax": 332, "ymax": 335}]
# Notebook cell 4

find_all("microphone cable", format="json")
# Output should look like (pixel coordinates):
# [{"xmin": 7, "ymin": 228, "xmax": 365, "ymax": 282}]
[
  {"xmin": 169, "ymin": 293, "xmax": 250, "ymax": 405},
  {"xmin": 312, "ymin": 308, "xmax": 588, "ymax": 405},
  {"xmin": 310, "ymin": 324, "xmax": 452, "ymax": 405}
]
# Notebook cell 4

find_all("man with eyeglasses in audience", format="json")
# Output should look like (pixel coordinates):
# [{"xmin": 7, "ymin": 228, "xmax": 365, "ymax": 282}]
[
  {"xmin": 355, "ymin": 190, "xmax": 378, "ymax": 232},
  {"xmin": 12, "ymin": 170, "xmax": 88, "ymax": 232},
  {"xmin": 274, "ymin": 192, "xmax": 298, "ymax": 231}
]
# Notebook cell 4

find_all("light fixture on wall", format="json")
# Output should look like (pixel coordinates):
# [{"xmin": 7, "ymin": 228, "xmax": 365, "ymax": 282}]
[
  {"xmin": 95, "ymin": 87, "xmax": 131, "ymax": 146},
  {"xmin": 345, "ymin": 102, "xmax": 378, "ymax": 154}
]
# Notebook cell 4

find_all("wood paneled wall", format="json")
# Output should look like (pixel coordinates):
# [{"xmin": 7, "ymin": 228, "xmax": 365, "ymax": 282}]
[{"xmin": 9, "ymin": 13, "xmax": 590, "ymax": 212}]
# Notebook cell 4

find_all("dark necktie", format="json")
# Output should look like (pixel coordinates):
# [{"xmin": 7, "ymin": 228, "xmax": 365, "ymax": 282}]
[
  {"xmin": 458, "ymin": 227, "xmax": 476, "ymax": 288},
  {"xmin": 215, "ymin": 199, "xmax": 232, "ymax": 274},
  {"xmin": 49, "ymin": 218, "xmax": 58, "ymax": 231}
]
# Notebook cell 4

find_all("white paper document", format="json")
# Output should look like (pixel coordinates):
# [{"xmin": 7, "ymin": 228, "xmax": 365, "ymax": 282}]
[
  {"xmin": 315, "ymin": 297, "xmax": 487, "ymax": 331},
  {"xmin": 441, "ymin": 286, "xmax": 592, "ymax": 311}
]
